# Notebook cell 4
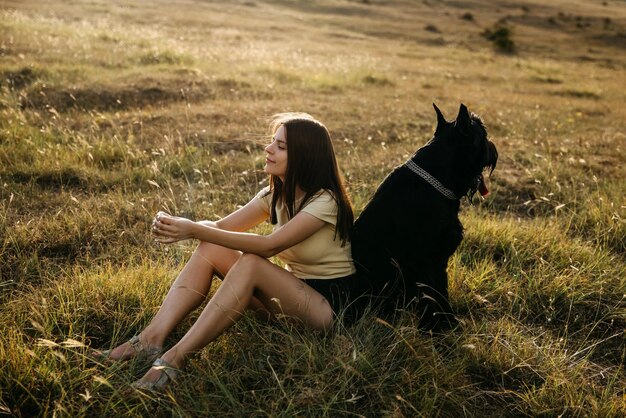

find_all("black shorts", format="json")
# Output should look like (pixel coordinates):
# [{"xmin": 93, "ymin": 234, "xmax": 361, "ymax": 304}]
[{"xmin": 302, "ymin": 274, "xmax": 366, "ymax": 325}]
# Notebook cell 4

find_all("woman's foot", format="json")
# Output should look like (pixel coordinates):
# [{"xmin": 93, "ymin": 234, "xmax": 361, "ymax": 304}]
[
  {"xmin": 92, "ymin": 334, "xmax": 162, "ymax": 363},
  {"xmin": 131, "ymin": 351, "xmax": 183, "ymax": 391}
]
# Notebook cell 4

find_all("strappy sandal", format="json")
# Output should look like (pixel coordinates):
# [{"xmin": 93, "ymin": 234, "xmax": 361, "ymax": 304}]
[
  {"xmin": 130, "ymin": 358, "xmax": 180, "ymax": 390},
  {"xmin": 91, "ymin": 334, "xmax": 162, "ymax": 363}
]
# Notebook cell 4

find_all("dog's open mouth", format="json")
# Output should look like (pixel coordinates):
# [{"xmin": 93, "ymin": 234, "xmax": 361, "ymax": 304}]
[{"xmin": 478, "ymin": 174, "xmax": 489, "ymax": 196}]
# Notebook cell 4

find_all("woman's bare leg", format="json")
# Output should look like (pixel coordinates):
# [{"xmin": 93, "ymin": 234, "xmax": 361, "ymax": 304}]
[
  {"xmin": 136, "ymin": 253, "xmax": 333, "ymax": 382},
  {"xmin": 107, "ymin": 242, "xmax": 242, "ymax": 360}
]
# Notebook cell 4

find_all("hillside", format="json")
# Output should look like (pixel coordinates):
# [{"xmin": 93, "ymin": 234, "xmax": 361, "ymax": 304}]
[{"xmin": 0, "ymin": 0, "xmax": 624, "ymax": 416}]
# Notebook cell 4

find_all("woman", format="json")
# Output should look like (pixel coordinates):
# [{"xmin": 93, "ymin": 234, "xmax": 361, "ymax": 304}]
[{"xmin": 95, "ymin": 113, "xmax": 363, "ymax": 390}]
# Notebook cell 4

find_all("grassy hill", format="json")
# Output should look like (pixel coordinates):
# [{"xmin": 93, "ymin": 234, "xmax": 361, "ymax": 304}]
[{"xmin": 0, "ymin": 0, "xmax": 624, "ymax": 416}]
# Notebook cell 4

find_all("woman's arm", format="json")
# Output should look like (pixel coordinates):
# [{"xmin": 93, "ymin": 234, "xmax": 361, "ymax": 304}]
[
  {"xmin": 153, "ymin": 196, "xmax": 268, "ymax": 239},
  {"xmin": 153, "ymin": 209, "xmax": 326, "ymax": 258},
  {"xmin": 198, "ymin": 198, "xmax": 269, "ymax": 232}
]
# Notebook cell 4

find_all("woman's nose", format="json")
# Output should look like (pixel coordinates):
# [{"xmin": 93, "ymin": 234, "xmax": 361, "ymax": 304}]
[{"xmin": 265, "ymin": 143, "xmax": 273, "ymax": 153}]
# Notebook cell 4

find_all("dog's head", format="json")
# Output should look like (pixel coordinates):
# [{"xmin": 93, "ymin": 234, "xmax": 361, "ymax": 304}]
[{"xmin": 431, "ymin": 103, "xmax": 498, "ymax": 200}]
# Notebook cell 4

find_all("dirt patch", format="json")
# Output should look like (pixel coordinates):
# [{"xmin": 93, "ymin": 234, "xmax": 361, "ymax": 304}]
[
  {"xmin": 481, "ymin": 166, "xmax": 541, "ymax": 216},
  {"xmin": 553, "ymin": 89, "xmax": 601, "ymax": 100},
  {"xmin": 18, "ymin": 78, "xmax": 269, "ymax": 113},
  {"xmin": 591, "ymin": 31, "xmax": 626, "ymax": 50},
  {"xmin": 20, "ymin": 83, "xmax": 202, "ymax": 112}
]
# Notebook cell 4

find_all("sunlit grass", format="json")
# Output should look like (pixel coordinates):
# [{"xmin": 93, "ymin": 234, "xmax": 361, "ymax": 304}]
[{"xmin": 1, "ymin": 0, "xmax": 625, "ymax": 415}]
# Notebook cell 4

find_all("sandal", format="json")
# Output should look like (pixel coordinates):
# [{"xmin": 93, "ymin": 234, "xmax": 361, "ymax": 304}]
[
  {"xmin": 130, "ymin": 357, "xmax": 180, "ymax": 390},
  {"xmin": 91, "ymin": 334, "xmax": 162, "ymax": 363}
]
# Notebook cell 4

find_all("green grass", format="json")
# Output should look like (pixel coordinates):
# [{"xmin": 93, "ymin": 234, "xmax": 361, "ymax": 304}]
[{"xmin": 1, "ymin": 0, "xmax": 625, "ymax": 416}]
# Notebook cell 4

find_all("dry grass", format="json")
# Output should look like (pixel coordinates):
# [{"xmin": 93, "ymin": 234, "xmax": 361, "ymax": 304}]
[{"xmin": 1, "ymin": 0, "xmax": 625, "ymax": 416}]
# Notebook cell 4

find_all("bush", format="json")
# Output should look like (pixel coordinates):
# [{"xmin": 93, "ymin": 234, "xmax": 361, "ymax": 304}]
[{"xmin": 482, "ymin": 25, "xmax": 515, "ymax": 53}]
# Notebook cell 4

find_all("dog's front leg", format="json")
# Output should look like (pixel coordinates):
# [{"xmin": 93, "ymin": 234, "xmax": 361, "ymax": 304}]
[{"xmin": 396, "ymin": 259, "xmax": 457, "ymax": 331}]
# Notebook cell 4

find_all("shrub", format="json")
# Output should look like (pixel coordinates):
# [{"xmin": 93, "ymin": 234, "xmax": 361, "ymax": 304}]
[{"xmin": 482, "ymin": 25, "xmax": 515, "ymax": 53}]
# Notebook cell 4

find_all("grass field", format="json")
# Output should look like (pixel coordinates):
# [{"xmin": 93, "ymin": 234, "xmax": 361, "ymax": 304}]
[{"xmin": 0, "ymin": 0, "xmax": 624, "ymax": 416}]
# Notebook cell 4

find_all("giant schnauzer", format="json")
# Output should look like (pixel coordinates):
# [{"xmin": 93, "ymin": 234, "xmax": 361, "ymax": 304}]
[{"xmin": 351, "ymin": 103, "xmax": 498, "ymax": 330}]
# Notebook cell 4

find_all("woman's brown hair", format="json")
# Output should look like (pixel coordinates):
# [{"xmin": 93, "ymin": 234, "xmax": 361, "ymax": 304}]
[{"xmin": 267, "ymin": 113, "xmax": 353, "ymax": 245}]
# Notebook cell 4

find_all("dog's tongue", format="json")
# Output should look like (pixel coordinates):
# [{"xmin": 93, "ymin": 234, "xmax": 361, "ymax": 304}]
[{"xmin": 478, "ymin": 175, "xmax": 489, "ymax": 196}]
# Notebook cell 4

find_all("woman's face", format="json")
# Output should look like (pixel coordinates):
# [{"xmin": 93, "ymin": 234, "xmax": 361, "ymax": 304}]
[{"xmin": 264, "ymin": 124, "xmax": 288, "ymax": 180}]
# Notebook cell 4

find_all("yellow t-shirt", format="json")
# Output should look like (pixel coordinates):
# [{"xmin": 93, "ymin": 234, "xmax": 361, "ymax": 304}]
[{"xmin": 254, "ymin": 186, "xmax": 356, "ymax": 279}]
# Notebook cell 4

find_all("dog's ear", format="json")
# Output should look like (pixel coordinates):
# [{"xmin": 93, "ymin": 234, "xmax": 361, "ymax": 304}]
[
  {"xmin": 433, "ymin": 103, "xmax": 447, "ymax": 133},
  {"xmin": 454, "ymin": 104, "xmax": 472, "ymax": 136}
]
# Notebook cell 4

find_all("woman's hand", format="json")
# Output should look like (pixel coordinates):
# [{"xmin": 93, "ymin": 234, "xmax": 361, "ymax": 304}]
[{"xmin": 152, "ymin": 211, "xmax": 197, "ymax": 244}]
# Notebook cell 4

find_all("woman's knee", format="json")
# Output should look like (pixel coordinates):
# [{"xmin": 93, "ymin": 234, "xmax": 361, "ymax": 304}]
[
  {"xmin": 193, "ymin": 242, "xmax": 240, "ymax": 277},
  {"xmin": 234, "ymin": 253, "xmax": 266, "ymax": 272},
  {"xmin": 225, "ymin": 253, "xmax": 269, "ymax": 284},
  {"xmin": 195, "ymin": 241, "xmax": 218, "ymax": 255}
]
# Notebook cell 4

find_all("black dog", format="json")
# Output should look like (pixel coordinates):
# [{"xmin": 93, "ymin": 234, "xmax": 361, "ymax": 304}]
[{"xmin": 351, "ymin": 103, "xmax": 498, "ymax": 330}]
